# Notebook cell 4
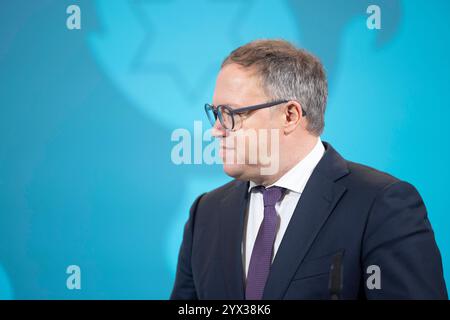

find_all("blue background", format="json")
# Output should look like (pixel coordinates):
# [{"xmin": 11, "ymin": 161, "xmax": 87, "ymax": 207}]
[{"xmin": 0, "ymin": 0, "xmax": 448, "ymax": 299}]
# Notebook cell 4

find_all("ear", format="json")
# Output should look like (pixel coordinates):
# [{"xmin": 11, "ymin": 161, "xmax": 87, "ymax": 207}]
[{"xmin": 282, "ymin": 100, "xmax": 306, "ymax": 134}]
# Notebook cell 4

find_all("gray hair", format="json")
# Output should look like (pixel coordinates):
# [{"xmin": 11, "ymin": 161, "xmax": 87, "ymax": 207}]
[{"xmin": 221, "ymin": 39, "xmax": 327, "ymax": 136}]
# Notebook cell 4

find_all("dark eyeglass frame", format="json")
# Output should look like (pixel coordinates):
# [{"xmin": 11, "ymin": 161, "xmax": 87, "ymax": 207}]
[{"xmin": 204, "ymin": 99, "xmax": 306, "ymax": 130}]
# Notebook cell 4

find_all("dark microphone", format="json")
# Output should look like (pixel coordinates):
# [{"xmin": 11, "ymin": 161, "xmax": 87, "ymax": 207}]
[{"xmin": 328, "ymin": 251, "xmax": 344, "ymax": 300}]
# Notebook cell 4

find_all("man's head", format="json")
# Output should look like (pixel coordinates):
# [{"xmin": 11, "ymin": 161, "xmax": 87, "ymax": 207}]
[{"xmin": 210, "ymin": 39, "xmax": 328, "ymax": 184}]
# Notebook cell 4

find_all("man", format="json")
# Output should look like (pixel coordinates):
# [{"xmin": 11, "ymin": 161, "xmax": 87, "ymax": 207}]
[{"xmin": 170, "ymin": 39, "xmax": 447, "ymax": 299}]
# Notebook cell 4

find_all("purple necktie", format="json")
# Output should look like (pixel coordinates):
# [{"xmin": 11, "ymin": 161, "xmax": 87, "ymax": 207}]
[{"xmin": 246, "ymin": 186, "xmax": 285, "ymax": 300}]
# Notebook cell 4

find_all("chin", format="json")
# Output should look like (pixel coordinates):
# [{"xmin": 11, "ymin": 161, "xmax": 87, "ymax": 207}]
[{"xmin": 222, "ymin": 163, "xmax": 247, "ymax": 180}]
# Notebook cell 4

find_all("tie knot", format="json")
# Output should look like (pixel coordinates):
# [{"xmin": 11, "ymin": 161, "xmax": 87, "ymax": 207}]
[{"xmin": 254, "ymin": 186, "xmax": 285, "ymax": 207}]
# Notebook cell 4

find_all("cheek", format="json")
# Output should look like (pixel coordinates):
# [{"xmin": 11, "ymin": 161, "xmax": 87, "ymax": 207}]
[
  {"xmin": 245, "ymin": 111, "xmax": 273, "ymax": 130},
  {"xmin": 232, "ymin": 130, "xmax": 265, "ymax": 164}
]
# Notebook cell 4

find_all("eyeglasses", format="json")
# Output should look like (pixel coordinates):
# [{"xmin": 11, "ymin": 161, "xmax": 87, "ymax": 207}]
[{"xmin": 204, "ymin": 100, "xmax": 306, "ymax": 131}]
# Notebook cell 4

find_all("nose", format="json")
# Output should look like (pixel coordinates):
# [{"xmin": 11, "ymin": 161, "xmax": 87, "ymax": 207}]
[{"xmin": 211, "ymin": 119, "xmax": 227, "ymax": 138}]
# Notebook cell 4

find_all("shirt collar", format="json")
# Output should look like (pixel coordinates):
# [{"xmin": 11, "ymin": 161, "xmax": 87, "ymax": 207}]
[{"xmin": 248, "ymin": 137, "xmax": 325, "ymax": 194}]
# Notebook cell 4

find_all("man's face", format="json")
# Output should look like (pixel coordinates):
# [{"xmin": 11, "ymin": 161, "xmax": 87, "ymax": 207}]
[{"xmin": 212, "ymin": 63, "xmax": 281, "ymax": 181}]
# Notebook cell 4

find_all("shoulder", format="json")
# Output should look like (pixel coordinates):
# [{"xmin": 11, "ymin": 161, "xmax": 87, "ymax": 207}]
[
  {"xmin": 329, "ymin": 148, "xmax": 420, "ymax": 204},
  {"xmin": 189, "ymin": 179, "xmax": 247, "ymax": 216},
  {"xmin": 321, "ymin": 142, "xmax": 406, "ymax": 196},
  {"xmin": 339, "ymin": 160, "xmax": 423, "ymax": 212},
  {"xmin": 345, "ymin": 160, "xmax": 399, "ymax": 188},
  {"xmin": 197, "ymin": 179, "xmax": 246, "ymax": 205}
]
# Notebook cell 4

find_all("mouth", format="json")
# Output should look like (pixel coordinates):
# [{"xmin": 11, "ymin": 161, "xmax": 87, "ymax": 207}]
[{"xmin": 220, "ymin": 144, "xmax": 234, "ymax": 150}]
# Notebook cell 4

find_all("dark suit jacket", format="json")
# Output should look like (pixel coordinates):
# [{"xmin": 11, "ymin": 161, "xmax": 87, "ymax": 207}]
[{"xmin": 171, "ymin": 142, "xmax": 448, "ymax": 299}]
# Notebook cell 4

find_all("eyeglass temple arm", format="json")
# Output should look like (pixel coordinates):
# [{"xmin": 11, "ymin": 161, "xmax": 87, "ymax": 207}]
[{"xmin": 229, "ymin": 100, "xmax": 307, "ymax": 116}]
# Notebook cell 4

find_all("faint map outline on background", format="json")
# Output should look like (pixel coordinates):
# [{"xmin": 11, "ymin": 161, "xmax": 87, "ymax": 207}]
[{"xmin": 14, "ymin": 0, "xmax": 450, "ymax": 301}]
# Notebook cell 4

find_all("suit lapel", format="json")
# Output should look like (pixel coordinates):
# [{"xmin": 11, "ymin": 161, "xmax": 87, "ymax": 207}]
[
  {"xmin": 263, "ymin": 142, "xmax": 349, "ymax": 299},
  {"xmin": 219, "ymin": 180, "xmax": 249, "ymax": 299}
]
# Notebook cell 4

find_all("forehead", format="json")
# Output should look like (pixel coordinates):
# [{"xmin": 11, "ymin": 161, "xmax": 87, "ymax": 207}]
[{"xmin": 213, "ymin": 64, "xmax": 266, "ymax": 107}]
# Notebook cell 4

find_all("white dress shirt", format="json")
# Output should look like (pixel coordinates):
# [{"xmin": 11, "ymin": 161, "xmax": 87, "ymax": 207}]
[{"xmin": 242, "ymin": 137, "xmax": 325, "ymax": 280}]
